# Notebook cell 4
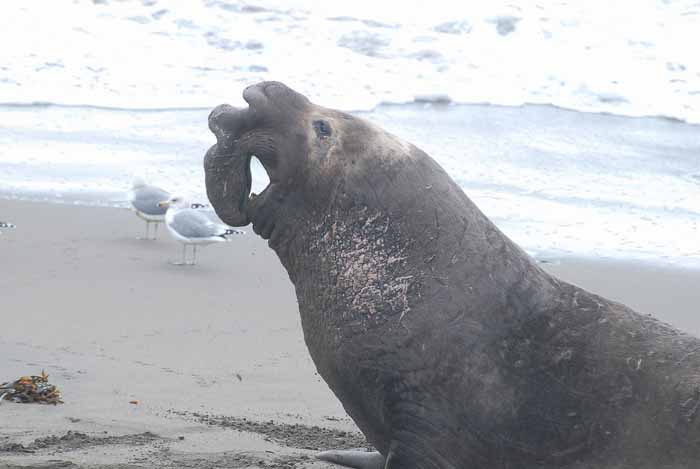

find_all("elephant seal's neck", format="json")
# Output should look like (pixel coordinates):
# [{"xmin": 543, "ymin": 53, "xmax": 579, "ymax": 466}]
[
  {"xmin": 274, "ymin": 196, "xmax": 559, "ymax": 337},
  {"xmin": 290, "ymin": 205, "xmax": 415, "ymax": 324}
]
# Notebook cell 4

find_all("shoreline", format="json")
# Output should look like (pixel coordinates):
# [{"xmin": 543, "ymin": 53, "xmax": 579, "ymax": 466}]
[
  {"xmin": 1, "ymin": 199, "xmax": 700, "ymax": 467},
  {"xmin": 3, "ymin": 193, "xmax": 698, "ymax": 272}
]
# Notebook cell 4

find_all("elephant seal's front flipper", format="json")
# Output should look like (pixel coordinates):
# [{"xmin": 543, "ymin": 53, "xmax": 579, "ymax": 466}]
[{"xmin": 316, "ymin": 450, "xmax": 385, "ymax": 469}]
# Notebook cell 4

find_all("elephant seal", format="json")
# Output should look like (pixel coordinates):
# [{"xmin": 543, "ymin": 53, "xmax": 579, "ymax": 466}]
[{"xmin": 204, "ymin": 81, "xmax": 700, "ymax": 469}]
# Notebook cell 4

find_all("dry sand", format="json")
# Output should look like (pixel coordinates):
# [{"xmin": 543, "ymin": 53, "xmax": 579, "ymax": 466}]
[{"xmin": 1, "ymin": 199, "xmax": 699, "ymax": 468}]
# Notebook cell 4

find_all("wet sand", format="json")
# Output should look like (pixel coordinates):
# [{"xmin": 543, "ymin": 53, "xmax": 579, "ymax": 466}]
[{"xmin": 1, "ymin": 199, "xmax": 699, "ymax": 468}]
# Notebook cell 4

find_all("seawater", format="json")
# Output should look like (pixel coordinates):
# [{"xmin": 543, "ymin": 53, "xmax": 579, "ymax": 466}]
[
  {"xmin": 0, "ymin": 0, "xmax": 698, "ymax": 267},
  {"xmin": 1, "ymin": 102, "xmax": 698, "ymax": 268}
]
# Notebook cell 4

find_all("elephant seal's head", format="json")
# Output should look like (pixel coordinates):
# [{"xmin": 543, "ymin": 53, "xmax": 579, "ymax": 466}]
[{"xmin": 204, "ymin": 81, "xmax": 426, "ymax": 248}]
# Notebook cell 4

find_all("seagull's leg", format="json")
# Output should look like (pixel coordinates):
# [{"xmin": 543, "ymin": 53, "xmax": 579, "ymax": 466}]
[
  {"xmin": 169, "ymin": 244, "xmax": 187, "ymax": 266},
  {"xmin": 190, "ymin": 245, "xmax": 198, "ymax": 266},
  {"xmin": 153, "ymin": 222, "xmax": 159, "ymax": 240},
  {"xmin": 138, "ymin": 221, "xmax": 149, "ymax": 240}
]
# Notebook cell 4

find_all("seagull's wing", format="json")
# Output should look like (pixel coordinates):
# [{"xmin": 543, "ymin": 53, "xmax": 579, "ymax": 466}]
[
  {"xmin": 130, "ymin": 186, "xmax": 170, "ymax": 216},
  {"xmin": 193, "ymin": 206, "xmax": 227, "ymax": 224},
  {"xmin": 169, "ymin": 209, "xmax": 226, "ymax": 239}
]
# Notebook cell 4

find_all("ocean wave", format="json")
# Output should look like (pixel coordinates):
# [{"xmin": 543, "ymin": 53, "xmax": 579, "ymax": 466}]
[
  {"xmin": 2, "ymin": 99, "xmax": 698, "ymax": 129},
  {"xmin": 0, "ymin": 102, "xmax": 211, "ymax": 113}
]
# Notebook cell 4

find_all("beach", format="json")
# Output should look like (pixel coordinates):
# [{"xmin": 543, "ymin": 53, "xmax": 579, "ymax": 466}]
[
  {"xmin": 1, "ymin": 0, "xmax": 698, "ymax": 466},
  {"xmin": 0, "ymin": 200, "xmax": 360, "ymax": 468},
  {"xmin": 1, "ymin": 199, "xmax": 699, "ymax": 468}
]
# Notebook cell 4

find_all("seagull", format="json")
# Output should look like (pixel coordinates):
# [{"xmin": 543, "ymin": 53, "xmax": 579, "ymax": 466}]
[
  {"xmin": 128, "ymin": 177, "xmax": 170, "ymax": 240},
  {"xmin": 0, "ymin": 221, "xmax": 15, "ymax": 235},
  {"xmin": 158, "ymin": 195, "xmax": 244, "ymax": 265}
]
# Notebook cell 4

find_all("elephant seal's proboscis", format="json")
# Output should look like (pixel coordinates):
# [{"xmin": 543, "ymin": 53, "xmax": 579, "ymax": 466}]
[{"xmin": 204, "ymin": 81, "xmax": 700, "ymax": 469}]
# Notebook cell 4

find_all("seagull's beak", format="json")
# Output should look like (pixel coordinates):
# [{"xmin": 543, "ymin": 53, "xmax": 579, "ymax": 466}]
[{"xmin": 157, "ymin": 200, "xmax": 170, "ymax": 208}]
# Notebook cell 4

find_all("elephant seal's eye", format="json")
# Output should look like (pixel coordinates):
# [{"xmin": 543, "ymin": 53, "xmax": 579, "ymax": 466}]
[{"xmin": 313, "ymin": 120, "xmax": 332, "ymax": 138}]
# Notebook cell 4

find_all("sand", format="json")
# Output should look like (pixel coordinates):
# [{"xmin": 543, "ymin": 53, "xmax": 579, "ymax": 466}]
[{"xmin": 1, "ymin": 199, "xmax": 699, "ymax": 468}]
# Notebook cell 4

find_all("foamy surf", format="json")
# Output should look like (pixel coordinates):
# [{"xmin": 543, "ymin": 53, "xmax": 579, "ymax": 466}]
[{"xmin": 0, "ymin": 0, "xmax": 698, "ymax": 123}]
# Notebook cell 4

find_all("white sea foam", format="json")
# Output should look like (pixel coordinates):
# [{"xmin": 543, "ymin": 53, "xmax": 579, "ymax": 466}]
[{"xmin": 1, "ymin": 0, "xmax": 699, "ymax": 122}]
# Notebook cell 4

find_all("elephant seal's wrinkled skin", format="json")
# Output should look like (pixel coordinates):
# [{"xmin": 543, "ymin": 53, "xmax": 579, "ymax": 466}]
[{"xmin": 204, "ymin": 82, "xmax": 700, "ymax": 469}]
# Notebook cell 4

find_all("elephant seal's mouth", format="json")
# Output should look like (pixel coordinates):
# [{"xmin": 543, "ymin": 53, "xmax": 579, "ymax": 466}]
[
  {"xmin": 203, "ymin": 141, "xmax": 253, "ymax": 227},
  {"xmin": 203, "ymin": 101, "xmax": 282, "ymax": 239},
  {"xmin": 244, "ymin": 161, "xmax": 279, "ymax": 241},
  {"xmin": 204, "ymin": 142, "xmax": 278, "ymax": 239}
]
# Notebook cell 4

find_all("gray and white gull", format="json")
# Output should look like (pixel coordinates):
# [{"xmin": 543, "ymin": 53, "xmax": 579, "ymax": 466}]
[
  {"xmin": 158, "ymin": 195, "xmax": 244, "ymax": 265},
  {"xmin": 128, "ymin": 177, "xmax": 170, "ymax": 240}
]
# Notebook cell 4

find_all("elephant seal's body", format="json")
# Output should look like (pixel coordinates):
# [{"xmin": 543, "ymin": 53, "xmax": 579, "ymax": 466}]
[{"xmin": 204, "ymin": 82, "xmax": 700, "ymax": 468}]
